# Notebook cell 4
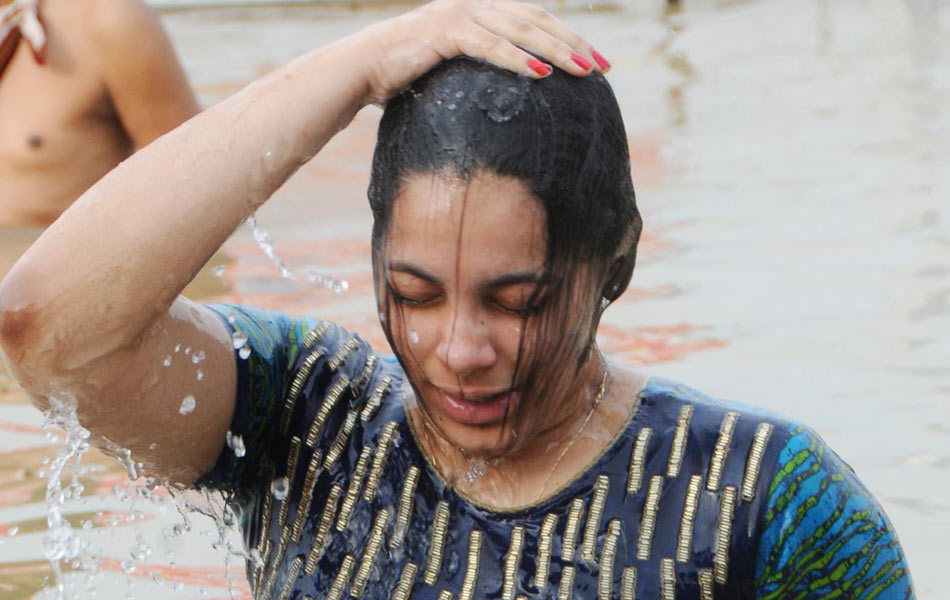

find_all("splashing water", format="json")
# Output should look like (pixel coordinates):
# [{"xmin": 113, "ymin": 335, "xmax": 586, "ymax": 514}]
[
  {"xmin": 42, "ymin": 395, "xmax": 99, "ymax": 598},
  {"xmin": 246, "ymin": 214, "xmax": 349, "ymax": 293}
]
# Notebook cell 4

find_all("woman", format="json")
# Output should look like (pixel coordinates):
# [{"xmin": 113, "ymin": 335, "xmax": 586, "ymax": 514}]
[{"xmin": 0, "ymin": 1, "xmax": 913, "ymax": 598}]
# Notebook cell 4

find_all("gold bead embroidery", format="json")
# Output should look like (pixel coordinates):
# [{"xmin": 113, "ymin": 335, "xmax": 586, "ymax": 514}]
[
  {"xmin": 714, "ymin": 485, "xmax": 737, "ymax": 585},
  {"xmin": 391, "ymin": 466, "xmax": 420, "ymax": 549},
  {"xmin": 329, "ymin": 338, "xmax": 361, "ymax": 372},
  {"xmin": 302, "ymin": 320, "xmax": 332, "ymax": 350},
  {"xmin": 391, "ymin": 562, "xmax": 418, "ymax": 600},
  {"xmin": 292, "ymin": 450, "xmax": 324, "ymax": 542},
  {"xmin": 706, "ymin": 412, "xmax": 739, "ymax": 492},
  {"xmin": 667, "ymin": 405, "xmax": 693, "ymax": 478},
  {"xmin": 337, "ymin": 445, "xmax": 372, "ymax": 532},
  {"xmin": 557, "ymin": 565, "xmax": 576, "ymax": 600},
  {"xmin": 561, "ymin": 498, "xmax": 585, "ymax": 562},
  {"xmin": 306, "ymin": 484, "xmax": 343, "ymax": 576},
  {"xmin": 637, "ymin": 475, "xmax": 663, "ymax": 560},
  {"xmin": 620, "ymin": 566, "xmax": 637, "ymax": 600},
  {"xmin": 324, "ymin": 409, "xmax": 359, "ymax": 469},
  {"xmin": 423, "ymin": 501, "xmax": 451, "ymax": 586},
  {"xmin": 279, "ymin": 556, "xmax": 304, "ymax": 600},
  {"xmin": 438, "ymin": 591, "xmax": 453, "ymax": 600},
  {"xmin": 352, "ymin": 354, "xmax": 379, "ymax": 398},
  {"xmin": 741, "ymin": 423, "xmax": 774, "ymax": 502},
  {"xmin": 502, "ymin": 526, "xmax": 525, "ymax": 600},
  {"xmin": 263, "ymin": 524, "xmax": 293, "ymax": 597},
  {"xmin": 364, "ymin": 421, "xmax": 399, "ymax": 502},
  {"xmin": 281, "ymin": 349, "xmax": 326, "ymax": 435},
  {"xmin": 306, "ymin": 376, "xmax": 351, "ymax": 449},
  {"xmin": 535, "ymin": 513, "xmax": 558, "ymax": 589},
  {"xmin": 698, "ymin": 568, "xmax": 715, "ymax": 600},
  {"xmin": 676, "ymin": 474, "xmax": 703, "ymax": 563},
  {"xmin": 582, "ymin": 475, "xmax": 610, "ymax": 562},
  {"xmin": 327, "ymin": 554, "xmax": 356, "ymax": 600},
  {"xmin": 626, "ymin": 427, "xmax": 652, "ymax": 494},
  {"xmin": 360, "ymin": 376, "xmax": 393, "ymax": 422},
  {"xmin": 284, "ymin": 436, "xmax": 302, "ymax": 487},
  {"xmin": 459, "ymin": 530, "xmax": 482, "ymax": 600},
  {"xmin": 660, "ymin": 558, "xmax": 676, "ymax": 600},
  {"xmin": 598, "ymin": 520, "xmax": 622, "ymax": 600},
  {"xmin": 350, "ymin": 508, "xmax": 391, "ymax": 598}
]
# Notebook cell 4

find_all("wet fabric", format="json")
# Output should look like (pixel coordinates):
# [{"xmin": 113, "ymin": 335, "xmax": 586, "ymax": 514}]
[{"xmin": 201, "ymin": 304, "xmax": 914, "ymax": 600}]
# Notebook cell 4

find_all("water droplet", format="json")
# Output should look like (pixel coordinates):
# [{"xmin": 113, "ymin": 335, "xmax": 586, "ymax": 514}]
[
  {"xmin": 196, "ymin": 369, "xmax": 204, "ymax": 381},
  {"xmin": 378, "ymin": 312, "xmax": 386, "ymax": 323},
  {"xmin": 179, "ymin": 395, "xmax": 196, "ymax": 415},
  {"xmin": 191, "ymin": 350, "xmax": 206, "ymax": 364},
  {"xmin": 455, "ymin": 90, "xmax": 465, "ymax": 98},
  {"xmin": 81, "ymin": 520, "xmax": 92, "ymax": 531},
  {"xmin": 173, "ymin": 582, "xmax": 184, "ymax": 592},
  {"xmin": 226, "ymin": 431, "xmax": 246, "ymax": 458},
  {"xmin": 174, "ymin": 344, "xmax": 181, "ymax": 353},
  {"xmin": 227, "ymin": 312, "xmax": 237, "ymax": 324},
  {"xmin": 409, "ymin": 331, "xmax": 420, "ymax": 344},
  {"xmin": 120, "ymin": 559, "xmax": 136, "ymax": 574},
  {"xmin": 162, "ymin": 356, "xmax": 172, "ymax": 367},
  {"xmin": 238, "ymin": 345, "xmax": 251, "ymax": 360},
  {"xmin": 130, "ymin": 535, "xmax": 152, "ymax": 561},
  {"xmin": 148, "ymin": 442, "xmax": 157, "ymax": 450},
  {"xmin": 213, "ymin": 264, "xmax": 226, "ymax": 277},
  {"xmin": 8, "ymin": 526, "xmax": 18, "ymax": 536},
  {"xmin": 270, "ymin": 477, "xmax": 289, "ymax": 500},
  {"xmin": 231, "ymin": 330, "xmax": 248, "ymax": 350},
  {"xmin": 184, "ymin": 347, "xmax": 191, "ymax": 355},
  {"xmin": 152, "ymin": 571, "xmax": 165, "ymax": 585}
]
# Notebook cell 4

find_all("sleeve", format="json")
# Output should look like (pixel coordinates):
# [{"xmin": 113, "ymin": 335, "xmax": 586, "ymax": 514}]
[
  {"xmin": 755, "ymin": 426, "xmax": 915, "ymax": 600},
  {"xmin": 196, "ymin": 303, "xmax": 319, "ymax": 494}
]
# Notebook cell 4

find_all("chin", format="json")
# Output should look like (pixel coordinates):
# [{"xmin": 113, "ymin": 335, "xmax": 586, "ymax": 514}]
[{"xmin": 439, "ymin": 421, "xmax": 515, "ymax": 459}]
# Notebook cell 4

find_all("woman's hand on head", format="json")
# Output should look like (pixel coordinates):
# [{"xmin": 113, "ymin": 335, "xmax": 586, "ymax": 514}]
[{"xmin": 357, "ymin": 0, "xmax": 607, "ymax": 103}]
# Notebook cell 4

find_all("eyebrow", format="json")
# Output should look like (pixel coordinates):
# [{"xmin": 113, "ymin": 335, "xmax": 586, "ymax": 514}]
[{"xmin": 388, "ymin": 262, "xmax": 549, "ymax": 289}]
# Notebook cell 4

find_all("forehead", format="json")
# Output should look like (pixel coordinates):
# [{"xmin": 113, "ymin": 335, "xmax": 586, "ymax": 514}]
[{"xmin": 387, "ymin": 171, "xmax": 547, "ymax": 277}]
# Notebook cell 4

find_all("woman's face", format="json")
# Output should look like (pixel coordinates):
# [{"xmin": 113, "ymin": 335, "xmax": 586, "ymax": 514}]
[{"xmin": 383, "ymin": 170, "xmax": 549, "ymax": 456}]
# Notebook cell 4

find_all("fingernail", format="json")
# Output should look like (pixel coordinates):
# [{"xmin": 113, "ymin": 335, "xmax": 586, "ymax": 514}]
[
  {"xmin": 592, "ymin": 49, "xmax": 611, "ymax": 71},
  {"xmin": 528, "ymin": 58, "xmax": 552, "ymax": 77},
  {"xmin": 571, "ymin": 52, "xmax": 592, "ymax": 71}
]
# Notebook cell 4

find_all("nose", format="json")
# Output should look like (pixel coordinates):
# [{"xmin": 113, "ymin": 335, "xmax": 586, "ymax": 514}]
[{"xmin": 436, "ymin": 314, "xmax": 497, "ymax": 378}]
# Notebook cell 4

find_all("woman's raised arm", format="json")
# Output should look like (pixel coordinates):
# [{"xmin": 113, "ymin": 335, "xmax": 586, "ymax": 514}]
[{"xmin": 0, "ymin": 0, "xmax": 603, "ymax": 485}]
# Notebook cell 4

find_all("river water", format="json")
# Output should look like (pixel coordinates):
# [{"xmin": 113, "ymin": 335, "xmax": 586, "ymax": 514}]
[{"xmin": 0, "ymin": 0, "xmax": 947, "ymax": 597}]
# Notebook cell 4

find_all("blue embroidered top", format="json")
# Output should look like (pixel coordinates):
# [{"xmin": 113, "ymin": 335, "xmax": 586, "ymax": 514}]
[{"xmin": 200, "ymin": 305, "xmax": 914, "ymax": 600}]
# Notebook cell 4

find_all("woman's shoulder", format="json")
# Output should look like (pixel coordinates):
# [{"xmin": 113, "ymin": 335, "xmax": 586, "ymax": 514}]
[{"xmin": 637, "ymin": 376, "xmax": 913, "ymax": 599}]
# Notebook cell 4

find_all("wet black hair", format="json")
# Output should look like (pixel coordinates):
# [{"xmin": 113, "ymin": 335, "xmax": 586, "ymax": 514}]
[{"xmin": 368, "ymin": 57, "xmax": 642, "ymax": 456}]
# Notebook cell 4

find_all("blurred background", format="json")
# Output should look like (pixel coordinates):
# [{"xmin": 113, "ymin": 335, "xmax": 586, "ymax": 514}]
[{"xmin": 0, "ymin": 0, "xmax": 947, "ymax": 597}]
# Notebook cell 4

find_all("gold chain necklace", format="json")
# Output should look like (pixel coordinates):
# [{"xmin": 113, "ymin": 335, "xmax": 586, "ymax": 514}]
[{"xmin": 535, "ymin": 368, "xmax": 609, "ymax": 502}]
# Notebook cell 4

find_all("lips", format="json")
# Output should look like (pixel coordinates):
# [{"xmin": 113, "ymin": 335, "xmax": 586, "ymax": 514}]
[{"xmin": 436, "ymin": 387, "xmax": 516, "ymax": 426}]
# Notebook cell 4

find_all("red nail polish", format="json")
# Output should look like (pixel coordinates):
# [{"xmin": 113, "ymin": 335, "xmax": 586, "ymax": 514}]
[
  {"xmin": 528, "ymin": 58, "xmax": 552, "ymax": 77},
  {"xmin": 571, "ymin": 52, "xmax": 592, "ymax": 71},
  {"xmin": 591, "ymin": 49, "xmax": 611, "ymax": 71}
]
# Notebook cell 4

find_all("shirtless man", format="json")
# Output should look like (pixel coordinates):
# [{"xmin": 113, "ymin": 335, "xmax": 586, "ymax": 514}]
[{"xmin": 0, "ymin": 0, "xmax": 199, "ymax": 227}]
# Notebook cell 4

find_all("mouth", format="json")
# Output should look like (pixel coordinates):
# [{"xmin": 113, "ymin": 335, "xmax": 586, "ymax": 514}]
[{"xmin": 436, "ymin": 387, "xmax": 517, "ymax": 426}]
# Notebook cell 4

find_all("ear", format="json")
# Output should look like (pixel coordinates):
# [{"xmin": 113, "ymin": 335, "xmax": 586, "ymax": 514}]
[{"xmin": 602, "ymin": 247, "xmax": 637, "ymax": 302}]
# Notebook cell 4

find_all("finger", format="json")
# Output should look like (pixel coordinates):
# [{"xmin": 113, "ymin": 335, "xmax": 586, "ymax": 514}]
[
  {"xmin": 450, "ymin": 24, "xmax": 554, "ymax": 79},
  {"xmin": 492, "ymin": 0, "xmax": 610, "ymax": 72},
  {"xmin": 473, "ymin": 9, "xmax": 591, "ymax": 77}
]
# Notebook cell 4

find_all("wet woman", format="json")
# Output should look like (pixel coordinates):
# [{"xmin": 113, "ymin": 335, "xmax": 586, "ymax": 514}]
[{"xmin": 0, "ymin": 1, "xmax": 914, "ymax": 598}]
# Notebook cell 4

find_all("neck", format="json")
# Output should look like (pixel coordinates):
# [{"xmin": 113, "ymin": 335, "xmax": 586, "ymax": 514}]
[{"xmin": 406, "ymin": 351, "xmax": 613, "ymax": 509}]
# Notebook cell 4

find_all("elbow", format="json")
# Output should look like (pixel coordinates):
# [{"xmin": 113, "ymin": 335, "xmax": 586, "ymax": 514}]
[{"xmin": 0, "ymin": 272, "xmax": 45, "ymax": 383}]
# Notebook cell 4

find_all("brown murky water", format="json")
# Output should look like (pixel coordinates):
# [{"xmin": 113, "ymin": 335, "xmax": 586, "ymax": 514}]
[{"xmin": 1, "ymin": 0, "xmax": 947, "ymax": 597}]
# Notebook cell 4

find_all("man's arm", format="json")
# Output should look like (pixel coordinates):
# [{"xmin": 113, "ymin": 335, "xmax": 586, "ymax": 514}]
[{"xmin": 88, "ymin": 0, "xmax": 199, "ymax": 148}]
